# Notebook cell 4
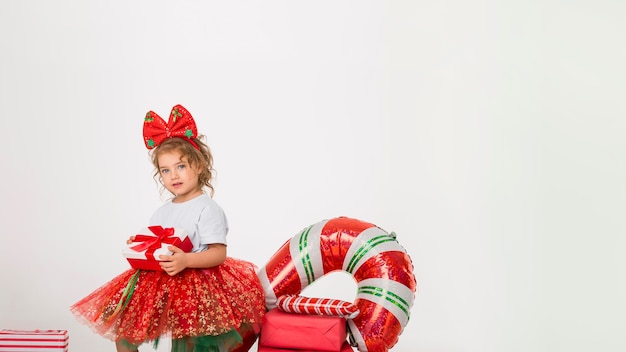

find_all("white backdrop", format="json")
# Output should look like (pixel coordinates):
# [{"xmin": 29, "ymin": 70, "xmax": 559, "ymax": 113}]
[{"xmin": 1, "ymin": 1, "xmax": 625, "ymax": 351}]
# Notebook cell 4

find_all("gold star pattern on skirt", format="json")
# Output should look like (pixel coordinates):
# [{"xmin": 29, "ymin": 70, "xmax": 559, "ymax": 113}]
[{"xmin": 70, "ymin": 257, "xmax": 266, "ymax": 348}]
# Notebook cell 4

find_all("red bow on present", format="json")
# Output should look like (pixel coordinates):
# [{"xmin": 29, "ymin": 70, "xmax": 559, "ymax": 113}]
[
  {"xmin": 143, "ymin": 104, "xmax": 199, "ymax": 150},
  {"xmin": 130, "ymin": 226, "xmax": 182, "ymax": 260}
]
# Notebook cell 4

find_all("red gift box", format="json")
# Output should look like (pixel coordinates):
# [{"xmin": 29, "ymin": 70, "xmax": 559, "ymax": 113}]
[
  {"xmin": 0, "ymin": 330, "xmax": 68, "ymax": 351},
  {"xmin": 257, "ymin": 341, "xmax": 353, "ymax": 352},
  {"xmin": 259, "ymin": 309, "xmax": 347, "ymax": 352},
  {"xmin": 122, "ymin": 226, "xmax": 192, "ymax": 271}
]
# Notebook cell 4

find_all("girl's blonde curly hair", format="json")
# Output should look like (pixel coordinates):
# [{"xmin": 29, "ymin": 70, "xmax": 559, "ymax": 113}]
[{"xmin": 150, "ymin": 136, "xmax": 216, "ymax": 197}]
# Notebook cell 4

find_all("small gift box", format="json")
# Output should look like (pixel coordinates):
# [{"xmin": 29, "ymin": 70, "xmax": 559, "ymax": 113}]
[
  {"xmin": 0, "ymin": 330, "xmax": 68, "ymax": 352},
  {"xmin": 276, "ymin": 295, "xmax": 360, "ymax": 319},
  {"xmin": 122, "ymin": 226, "xmax": 192, "ymax": 271},
  {"xmin": 259, "ymin": 309, "xmax": 347, "ymax": 352},
  {"xmin": 257, "ymin": 341, "xmax": 353, "ymax": 352}
]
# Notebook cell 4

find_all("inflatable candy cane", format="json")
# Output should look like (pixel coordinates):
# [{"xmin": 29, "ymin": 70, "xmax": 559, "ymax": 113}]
[{"xmin": 258, "ymin": 217, "xmax": 418, "ymax": 352}]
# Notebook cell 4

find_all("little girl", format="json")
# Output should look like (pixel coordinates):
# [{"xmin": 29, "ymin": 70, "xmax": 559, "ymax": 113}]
[{"xmin": 70, "ymin": 104, "xmax": 266, "ymax": 352}]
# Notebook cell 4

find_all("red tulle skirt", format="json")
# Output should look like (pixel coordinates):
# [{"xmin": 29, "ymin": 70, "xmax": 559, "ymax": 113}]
[{"xmin": 70, "ymin": 257, "xmax": 266, "ymax": 351}]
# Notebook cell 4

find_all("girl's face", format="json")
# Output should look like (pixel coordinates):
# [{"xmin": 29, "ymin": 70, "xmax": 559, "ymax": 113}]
[{"xmin": 157, "ymin": 150, "xmax": 203, "ymax": 203}]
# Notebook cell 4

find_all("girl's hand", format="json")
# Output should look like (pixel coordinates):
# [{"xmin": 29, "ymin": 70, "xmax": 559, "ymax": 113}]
[
  {"xmin": 126, "ymin": 235, "xmax": 136, "ymax": 244},
  {"xmin": 159, "ymin": 246, "xmax": 188, "ymax": 276}
]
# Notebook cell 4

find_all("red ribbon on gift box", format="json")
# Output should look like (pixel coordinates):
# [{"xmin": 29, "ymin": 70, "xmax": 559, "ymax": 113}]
[{"xmin": 130, "ymin": 226, "xmax": 181, "ymax": 260}]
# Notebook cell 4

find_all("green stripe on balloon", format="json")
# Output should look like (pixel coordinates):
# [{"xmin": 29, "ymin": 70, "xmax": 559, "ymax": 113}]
[
  {"xmin": 298, "ymin": 225, "xmax": 315, "ymax": 284},
  {"xmin": 346, "ymin": 235, "xmax": 397, "ymax": 273},
  {"xmin": 358, "ymin": 285, "xmax": 411, "ymax": 318}
]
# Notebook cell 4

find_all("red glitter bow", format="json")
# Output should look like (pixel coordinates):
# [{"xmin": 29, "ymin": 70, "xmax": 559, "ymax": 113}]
[{"xmin": 143, "ymin": 104, "xmax": 198, "ymax": 150}]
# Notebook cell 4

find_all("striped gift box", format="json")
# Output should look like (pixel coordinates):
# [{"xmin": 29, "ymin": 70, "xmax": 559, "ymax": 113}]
[
  {"xmin": 0, "ymin": 330, "xmax": 68, "ymax": 352},
  {"xmin": 276, "ymin": 295, "xmax": 360, "ymax": 319}
]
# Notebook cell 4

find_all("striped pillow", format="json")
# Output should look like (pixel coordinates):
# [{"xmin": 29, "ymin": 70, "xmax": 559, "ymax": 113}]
[{"xmin": 276, "ymin": 295, "xmax": 360, "ymax": 319}]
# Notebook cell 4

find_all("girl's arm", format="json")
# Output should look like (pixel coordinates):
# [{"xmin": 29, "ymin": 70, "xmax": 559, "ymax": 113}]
[
  {"xmin": 159, "ymin": 244, "xmax": 226, "ymax": 276},
  {"xmin": 186, "ymin": 243, "xmax": 227, "ymax": 268}
]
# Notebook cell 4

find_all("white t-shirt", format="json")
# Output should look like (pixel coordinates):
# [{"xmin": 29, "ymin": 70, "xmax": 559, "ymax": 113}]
[{"xmin": 149, "ymin": 193, "xmax": 228, "ymax": 252}]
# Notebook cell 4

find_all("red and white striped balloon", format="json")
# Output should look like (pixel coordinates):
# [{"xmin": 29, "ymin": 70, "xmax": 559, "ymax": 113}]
[{"xmin": 258, "ymin": 217, "xmax": 417, "ymax": 352}]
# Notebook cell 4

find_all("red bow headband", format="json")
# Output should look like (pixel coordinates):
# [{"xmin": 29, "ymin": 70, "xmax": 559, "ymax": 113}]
[{"xmin": 143, "ymin": 104, "xmax": 199, "ymax": 150}]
